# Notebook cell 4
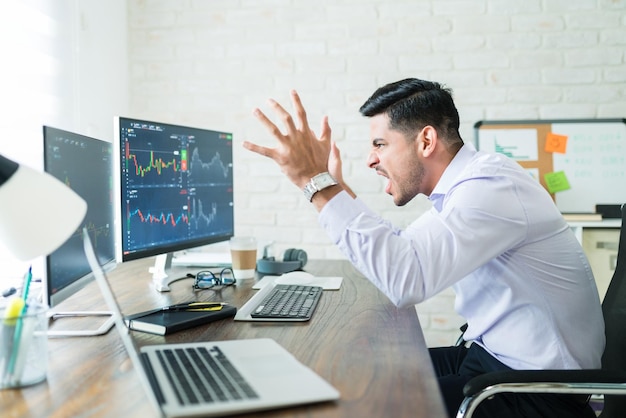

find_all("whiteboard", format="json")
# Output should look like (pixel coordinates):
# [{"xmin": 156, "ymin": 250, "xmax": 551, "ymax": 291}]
[{"xmin": 475, "ymin": 119, "xmax": 626, "ymax": 213}]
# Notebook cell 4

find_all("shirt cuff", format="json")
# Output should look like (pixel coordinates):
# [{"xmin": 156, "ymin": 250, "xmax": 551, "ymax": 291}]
[{"xmin": 318, "ymin": 191, "xmax": 373, "ymax": 243}]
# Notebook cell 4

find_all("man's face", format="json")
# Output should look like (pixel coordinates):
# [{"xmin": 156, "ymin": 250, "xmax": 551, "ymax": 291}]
[{"xmin": 366, "ymin": 114, "xmax": 425, "ymax": 206}]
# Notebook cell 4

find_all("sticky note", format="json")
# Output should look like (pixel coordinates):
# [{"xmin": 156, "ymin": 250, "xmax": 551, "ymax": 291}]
[
  {"xmin": 545, "ymin": 133, "xmax": 568, "ymax": 154},
  {"xmin": 544, "ymin": 171, "xmax": 571, "ymax": 193}
]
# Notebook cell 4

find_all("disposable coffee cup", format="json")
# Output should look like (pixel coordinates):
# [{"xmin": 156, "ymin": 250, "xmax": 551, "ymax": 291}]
[
  {"xmin": 0, "ymin": 300, "xmax": 48, "ymax": 389},
  {"xmin": 229, "ymin": 237, "xmax": 257, "ymax": 279}
]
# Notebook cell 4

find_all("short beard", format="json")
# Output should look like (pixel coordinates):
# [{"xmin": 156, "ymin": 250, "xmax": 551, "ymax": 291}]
[{"xmin": 393, "ymin": 161, "xmax": 424, "ymax": 206}]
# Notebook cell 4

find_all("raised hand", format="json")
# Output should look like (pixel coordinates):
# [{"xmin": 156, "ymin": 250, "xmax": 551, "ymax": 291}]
[{"xmin": 243, "ymin": 90, "xmax": 332, "ymax": 190}]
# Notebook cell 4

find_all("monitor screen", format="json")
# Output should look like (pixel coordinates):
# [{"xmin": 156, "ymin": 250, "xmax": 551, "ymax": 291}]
[
  {"xmin": 114, "ymin": 117, "xmax": 234, "ymax": 290},
  {"xmin": 43, "ymin": 126, "xmax": 117, "ymax": 335}
]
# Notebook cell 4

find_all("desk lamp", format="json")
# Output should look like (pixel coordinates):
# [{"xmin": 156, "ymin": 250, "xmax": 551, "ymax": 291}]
[{"xmin": 0, "ymin": 153, "xmax": 87, "ymax": 261}]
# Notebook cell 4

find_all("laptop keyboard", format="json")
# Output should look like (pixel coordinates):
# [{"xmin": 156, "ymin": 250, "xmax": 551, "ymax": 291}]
[
  {"xmin": 156, "ymin": 345, "xmax": 258, "ymax": 405},
  {"xmin": 250, "ymin": 284, "xmax": 323, "ymax": 321}
]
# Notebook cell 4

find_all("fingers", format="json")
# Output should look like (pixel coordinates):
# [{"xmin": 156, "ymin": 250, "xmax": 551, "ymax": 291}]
[
  {"xmin": 247, "ymin": 91, "xmax": 332, "ymax": 173},
  {"xmin": 319, "ymin": 115, "xmax": 331, "ymax": 142},
  {"xmin": 267, "ymin": 97, "xmax": 298, "ymax": 137},
  {"xmin": 252, "ymin": 107, "xmax": 287, "ymax": 143},
  {"xmin": 254, "ymin": 90, "xmax": 317, "ymax": 141},
  {"xmin": 329, "ymin": 140, "xmax": 343, "ymax": 170},
  {"xmin": 289, "ymin": 90, "xmax": 310, "ymax": 133},
  {"xmin": 242, "ymin": 140, "xmax": 275, "ymax": 159}
]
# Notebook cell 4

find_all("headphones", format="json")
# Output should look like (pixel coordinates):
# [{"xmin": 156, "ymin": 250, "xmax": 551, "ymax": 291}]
[{"xmin": 257, "ymin": 248, "xmax": 308, "ymax": 275}]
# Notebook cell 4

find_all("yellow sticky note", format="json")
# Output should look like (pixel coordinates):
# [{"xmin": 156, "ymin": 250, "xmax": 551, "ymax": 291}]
[
  {"xmin": 544, "ymin": 171, "xmax": 571, "ymax": 194},
  {"xmin": 545, "ymin": 133, "xmax": 568, "ymax": 154}
]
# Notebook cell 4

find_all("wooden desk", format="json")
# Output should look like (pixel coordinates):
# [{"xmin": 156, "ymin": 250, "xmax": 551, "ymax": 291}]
[{"xmin": 1, "ymin": 259, "xmax": 446, "ymax": 417}]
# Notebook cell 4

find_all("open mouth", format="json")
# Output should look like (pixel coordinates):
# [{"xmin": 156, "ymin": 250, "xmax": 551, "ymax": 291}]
[{"xmin": 376, "ymin": 168, "xmax": 391, "ymax": 194}]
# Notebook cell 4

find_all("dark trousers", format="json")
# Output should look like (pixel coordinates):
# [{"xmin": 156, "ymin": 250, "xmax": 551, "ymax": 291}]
[{"xmin": 430, "ymin": 344, "xmax": 596, "ymax": 418}]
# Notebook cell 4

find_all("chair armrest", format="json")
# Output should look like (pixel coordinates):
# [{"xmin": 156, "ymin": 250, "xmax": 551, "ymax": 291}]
[{"xmin": 463, "ymin": 369, "xmax": 626, "ymax": 396}]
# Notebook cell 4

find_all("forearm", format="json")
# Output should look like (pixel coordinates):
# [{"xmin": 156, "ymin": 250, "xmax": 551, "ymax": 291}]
[
  {"xmin": 309, "ymin": 178, "xmax": 356, "ymax": 212},
  {"xmin": 310, "ymin": 184, "xmax": 344, "ymax": 212},
  {"xmin": 318, "ymin": 192, "xmax": 428, "ymax": 307},
  {"xmin": 337, "ymin": 181, "xmax": 356, "ymax": 199}
]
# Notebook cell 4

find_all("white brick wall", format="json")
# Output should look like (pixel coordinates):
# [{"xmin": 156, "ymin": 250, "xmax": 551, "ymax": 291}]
[{"xmin": 127, "ymin": 0, "xmax": 626, "ymax": 346}]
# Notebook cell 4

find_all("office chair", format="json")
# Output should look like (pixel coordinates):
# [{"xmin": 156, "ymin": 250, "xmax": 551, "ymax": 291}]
[{"xmin": 456, "ymin": 203, "xmax": 626, "ymax": 418}]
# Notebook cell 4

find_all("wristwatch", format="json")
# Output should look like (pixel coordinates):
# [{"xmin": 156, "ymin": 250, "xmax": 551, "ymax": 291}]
[{"xmin": 302, "ymin": 172, "xmax": 338, "ymax": 202}]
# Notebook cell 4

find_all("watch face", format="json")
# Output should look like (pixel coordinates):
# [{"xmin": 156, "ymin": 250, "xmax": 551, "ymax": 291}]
[
  {"xmin": 315, "ymin": 173, "xmax": 334, "ymax": 188},
  {"xmin": 313, "ymin": 173, "xmax": 337, "ymax": 191},
  {"xmin": 303, "ymin": 173, "xmax": 337, "ymax": 201}
]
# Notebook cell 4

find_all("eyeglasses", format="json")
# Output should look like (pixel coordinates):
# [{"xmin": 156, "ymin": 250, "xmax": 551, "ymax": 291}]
[{"xmin": 192, "ymin": 268, "xmax": 236, "ymax": 290}]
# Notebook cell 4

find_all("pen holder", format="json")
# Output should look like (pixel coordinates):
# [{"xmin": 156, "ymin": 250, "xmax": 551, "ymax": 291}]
[{"xmin": 0, "ymin": 301, "xmax": 48, "ymax": 389}]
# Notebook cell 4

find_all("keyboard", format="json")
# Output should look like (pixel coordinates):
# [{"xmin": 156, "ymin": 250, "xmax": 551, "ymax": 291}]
[
  {"xmin": 152, "ymin": 345, "xmax": 258, "ymax": 405},
  {"xmin": 250, "ymin": 284, "xmax": 322, "ymax": 321}
]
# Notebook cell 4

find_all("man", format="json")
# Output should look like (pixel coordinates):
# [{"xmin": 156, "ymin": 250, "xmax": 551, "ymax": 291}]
[{"xmin": 243, "ymin": 78, "xmax": 604, "ymax": 417}]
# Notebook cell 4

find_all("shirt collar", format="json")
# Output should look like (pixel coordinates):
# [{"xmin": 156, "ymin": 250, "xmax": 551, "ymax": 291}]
[{"xmin": 428, "ymin": 142, "xmax": 476, "ymax": 211}]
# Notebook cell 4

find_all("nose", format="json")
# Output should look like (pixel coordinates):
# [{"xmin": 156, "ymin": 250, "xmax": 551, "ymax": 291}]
[{"xmin": 367, "ymin": 150, "xmax": 379, "ymax": 169}]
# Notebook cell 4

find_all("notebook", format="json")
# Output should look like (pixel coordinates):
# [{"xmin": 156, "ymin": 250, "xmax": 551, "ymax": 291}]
[
  {"xmin": 81, "ymin": 228, "xmax": 340, "ymax": 417},
  {"xmin": 124, "ymin": 303, "xmax": 237, "ymax": 335}
]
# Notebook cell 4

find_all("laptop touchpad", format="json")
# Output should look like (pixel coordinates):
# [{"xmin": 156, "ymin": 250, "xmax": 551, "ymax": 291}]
[{"xmin": 240, "ymin": 353, "xmax": 302, "ymax": 376}]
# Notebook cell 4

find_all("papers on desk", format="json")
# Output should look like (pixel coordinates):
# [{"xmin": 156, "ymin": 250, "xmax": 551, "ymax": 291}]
[{"xmin": 253, "ymin": 271, "xmax": 343, "ymax": 290}]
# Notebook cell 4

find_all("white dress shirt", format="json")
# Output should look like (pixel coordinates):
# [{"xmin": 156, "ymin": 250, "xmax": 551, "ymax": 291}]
[{"xmin": 318, "ymin": 142, "xmax": 605, "ymax": 370}]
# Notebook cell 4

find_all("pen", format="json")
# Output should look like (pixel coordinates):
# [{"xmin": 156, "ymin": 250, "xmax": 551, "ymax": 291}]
[
  {"xmin": 1, "ymin": 297, "xmax": 25, "ymax": 380},
  {"xmin": 4, "ymin": 266, "xmax": 33, "ymax": 380},
  {"xmin": 21, "ymin": 266, "xmax": 33, "ymax": 301},
  {"xmin": 162, "ymin": 302, "xmax": 228, "ymax": 312}
]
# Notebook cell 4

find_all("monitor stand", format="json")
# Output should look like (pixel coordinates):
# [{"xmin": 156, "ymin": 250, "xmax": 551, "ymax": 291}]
[
  {"xmin": 47, "ymin": 311, "xmax": 115, "ymax": 337},
  {"xmin": 149, "ymin": 252, "xmax": 191, "ymax": 292}
]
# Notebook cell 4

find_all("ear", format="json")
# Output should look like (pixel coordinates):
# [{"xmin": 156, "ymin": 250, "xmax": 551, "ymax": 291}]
[{"xmin": 420, "ymin": 126, "xmax": 438, "ymax": 158}]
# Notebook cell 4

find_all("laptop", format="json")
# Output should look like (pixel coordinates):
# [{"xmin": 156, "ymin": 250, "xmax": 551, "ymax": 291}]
[{"xmin": 81, "ymin": 228, "xmax": 340, "ymax": 417}]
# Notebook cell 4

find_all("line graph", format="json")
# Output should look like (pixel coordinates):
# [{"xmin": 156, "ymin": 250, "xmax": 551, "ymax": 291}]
[
  {"xmin": 188, "ymin": 148, "xmax": 231, "ymax": 186},
  {"xmin": 125, "ymin": 202, "xmax": 190, "ymax": 246},
  {"xmin": 189, "ymin": 198, "xmax": 217, "ymax": 231},
  {"xmin": 128, "ymin": 151, "xmax": 180, "ymax": 177},
  {"xmin": 129, "ymin": 208, "xmax": 189, "ymax": 227},
  {"xmin": 123, "ymin": 186, "xmax": 233, "ymax": 250},
  {"xmin": 124, "ymin": 141, "xmax": 185, "ymax": 186}
]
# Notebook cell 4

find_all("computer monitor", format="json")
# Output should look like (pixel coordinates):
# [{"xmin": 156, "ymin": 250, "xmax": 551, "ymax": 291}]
[
  {"xmin": 43, "ymin": 126, "xmax": 117, "ymax": 336},
  {"xmin": 114, "ymin": 117, "xmax": 234, "ymax": 291}
]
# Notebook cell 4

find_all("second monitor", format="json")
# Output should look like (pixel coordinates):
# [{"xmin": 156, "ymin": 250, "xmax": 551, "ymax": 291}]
[
  {"xmin": 114, "ymin": 117, "xmax": 234, "ymax": 291},
  {"xmin": 43, "ymin": 125, "xmax": 117, "ymax": 336}
]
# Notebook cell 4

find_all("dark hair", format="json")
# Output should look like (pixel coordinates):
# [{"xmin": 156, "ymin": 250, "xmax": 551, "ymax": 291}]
[{"xmin": 359, "ymin": 78, "xmax": 463, "ymax": 146}]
